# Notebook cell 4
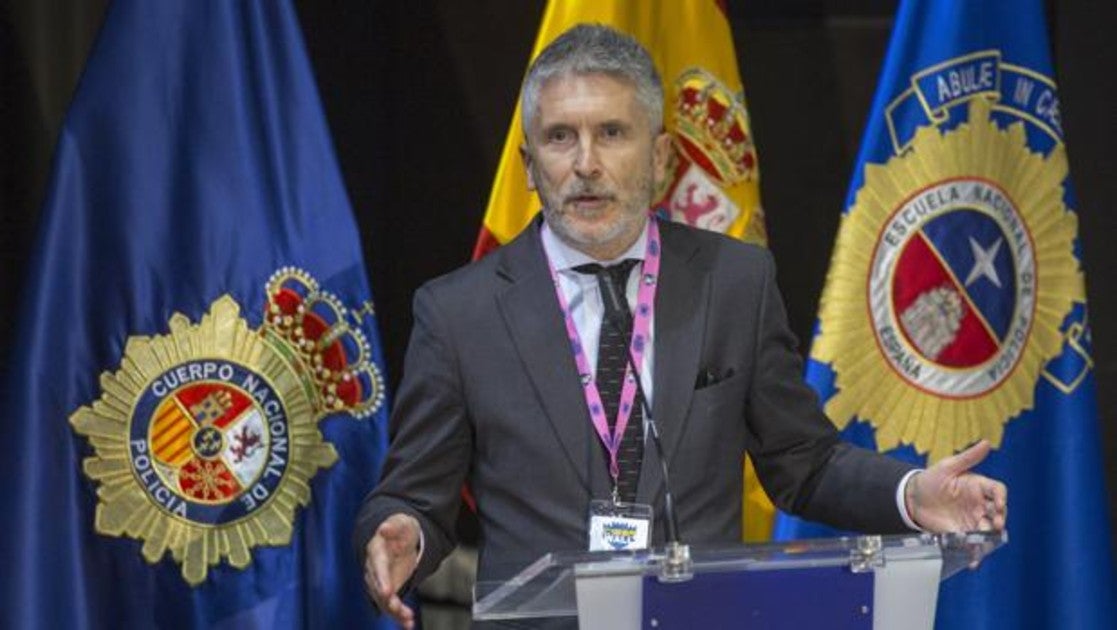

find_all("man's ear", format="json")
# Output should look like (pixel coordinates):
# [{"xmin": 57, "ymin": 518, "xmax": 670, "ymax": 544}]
[
  {"xmin": 520, "ymin": 144, "xmax": 536, "ymax": 191},
  {"xmin": 652, "ymin": 132, "xmax": 673, "ymax": 187}
]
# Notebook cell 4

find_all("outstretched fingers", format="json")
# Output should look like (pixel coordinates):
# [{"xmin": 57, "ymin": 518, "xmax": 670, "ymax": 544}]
[
  {"xmin": 910, "ymin": 440, "xmax": 1008, "ymax": 533},
  {"xmin": 363, "ymin": 514, "xmax": 421, "ymax": 629}
]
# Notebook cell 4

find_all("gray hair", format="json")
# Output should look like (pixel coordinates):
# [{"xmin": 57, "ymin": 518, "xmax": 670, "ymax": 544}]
[{"xmin": 520, "ymin": 24, "xmax": 664, "ymax": 136}]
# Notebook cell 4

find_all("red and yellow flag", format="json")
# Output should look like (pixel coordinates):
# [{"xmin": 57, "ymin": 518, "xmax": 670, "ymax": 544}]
[{"xmin": 474, "ymin": 0, "xmax": 775, "ymax": 541}]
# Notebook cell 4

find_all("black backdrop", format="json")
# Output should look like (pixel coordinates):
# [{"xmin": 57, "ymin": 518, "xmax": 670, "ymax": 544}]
[{"xmin": 2, "ymin": 0, "xmax": 1114, "ymax": 545}]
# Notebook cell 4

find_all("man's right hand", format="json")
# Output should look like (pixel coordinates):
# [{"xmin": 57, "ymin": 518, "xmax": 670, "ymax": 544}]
[{"xmin": 363, "ymin": 512, "xmax": 421, "ymax": 629}]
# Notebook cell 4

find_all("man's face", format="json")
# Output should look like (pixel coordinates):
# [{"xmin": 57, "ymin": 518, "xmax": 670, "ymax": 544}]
[{"xmin": 522, "ymin": 73, "xmax": 671, "ymax": 259}]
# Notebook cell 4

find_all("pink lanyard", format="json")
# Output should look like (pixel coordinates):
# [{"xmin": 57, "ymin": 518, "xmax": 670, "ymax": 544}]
[{"xmin": 546, "ymin": 218, "xmax": 662, "ymax": 487}]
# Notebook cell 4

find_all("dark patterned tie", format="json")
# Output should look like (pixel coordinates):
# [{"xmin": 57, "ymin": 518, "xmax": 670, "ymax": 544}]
[{"xmin": 574, "ymin": 260, "xmax": 644, "ymax": 503}]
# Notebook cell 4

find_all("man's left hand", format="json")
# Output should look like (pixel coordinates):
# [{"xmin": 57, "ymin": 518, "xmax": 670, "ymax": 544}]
[{"xmin": 906, "ymin": 440, "xmax": 1008, "ymax": 533}]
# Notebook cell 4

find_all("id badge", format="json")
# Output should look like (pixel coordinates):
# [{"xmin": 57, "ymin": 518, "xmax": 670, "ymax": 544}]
[{"xmin": 587, "ymin": 499, "xmax": 653, "ymax": 551}]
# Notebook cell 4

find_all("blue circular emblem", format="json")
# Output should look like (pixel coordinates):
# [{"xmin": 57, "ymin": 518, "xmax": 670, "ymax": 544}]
[
  {"xmin": 128, "ymin": 359, "xmax": 290, "ymax": 525},
  {"xmin": 869, "ymin": 178, "xmax": 1035, "ymax": 397}
]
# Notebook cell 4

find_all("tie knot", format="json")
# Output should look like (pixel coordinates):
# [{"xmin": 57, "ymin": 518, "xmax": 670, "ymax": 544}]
[
  {"xmin": 574, "ymin": 259, "xmax": 638, "ymax": 319},
  {"xmin": 573, "ymin": 259, "xmax": 639, "ymax": 285}
]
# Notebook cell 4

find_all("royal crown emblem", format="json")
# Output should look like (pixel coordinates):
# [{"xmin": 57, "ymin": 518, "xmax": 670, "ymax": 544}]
[
  {"xmin": 673, "ymin": 67, "xmax": 757, "ymax": 187},
  {"xmin": 658, "ymin": 67, "xmax": 764, "ymax": 241},
  {"xmin": 70, "ymin": 268, "xmax": 385, "ymax": 585}
]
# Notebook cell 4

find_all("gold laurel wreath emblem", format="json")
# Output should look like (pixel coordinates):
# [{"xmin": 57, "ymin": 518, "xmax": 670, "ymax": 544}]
[
  {"xmin": 69, "ymin": 296, "xmax": 339, "ymax": 585},
  {"xmin": 814, "ymin": 98, "xmax": 1083, "ymax": 463}
]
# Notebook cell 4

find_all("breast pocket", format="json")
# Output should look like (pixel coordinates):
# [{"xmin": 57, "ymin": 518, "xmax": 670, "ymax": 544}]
[
  {"xmin": 676, "ymin": 370, "xmax": 749, "ymax": 475},
  {"xmin": 692, "ymin": 369, "xmax": 747, "ymax": 418}
]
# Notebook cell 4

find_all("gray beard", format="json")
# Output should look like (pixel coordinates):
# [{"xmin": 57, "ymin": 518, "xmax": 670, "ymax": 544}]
[
  {"xmin": 533, "ymin": 165, "xmax": 656, "ymax": 259},
  {"xmin": 542, "ymin": 203, "xmax": 646, "ymax": 254}
]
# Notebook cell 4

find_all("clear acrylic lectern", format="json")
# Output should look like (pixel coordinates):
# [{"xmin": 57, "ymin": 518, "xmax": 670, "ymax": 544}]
[{"xmin": 473, "ymin": 531, "xmax": 1006, "ymax": 629}]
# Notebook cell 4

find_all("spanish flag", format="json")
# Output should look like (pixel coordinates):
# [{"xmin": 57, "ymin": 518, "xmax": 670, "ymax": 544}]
[{"xmin": 473, "ymin": 0, "xmax": 774, "ymax": 541}]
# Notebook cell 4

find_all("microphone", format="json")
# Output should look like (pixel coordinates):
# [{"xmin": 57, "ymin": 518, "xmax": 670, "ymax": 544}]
[{"xmin": 601, "ymin": 307, "xmax": 691, "ymax": 581}]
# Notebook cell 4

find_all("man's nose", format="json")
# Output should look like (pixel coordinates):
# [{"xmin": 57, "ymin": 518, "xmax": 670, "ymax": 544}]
[{"xmin": 573, "ymin": 138, "xmax": 602, "ymax": 179}]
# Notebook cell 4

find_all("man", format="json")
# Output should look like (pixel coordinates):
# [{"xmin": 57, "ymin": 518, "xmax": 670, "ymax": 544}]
[{"xmin": 356, "ymin": 25, "xmax": 1007, "ymax": 628}]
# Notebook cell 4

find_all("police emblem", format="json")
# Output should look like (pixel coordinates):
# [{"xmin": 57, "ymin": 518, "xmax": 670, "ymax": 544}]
[
  {"xmin": 814, "ymin": 97, "xmax": 1083, "ymax": 462},
  {"xmin": 70, "ymin": 268, "xmax": 385, "ymax": 585}
]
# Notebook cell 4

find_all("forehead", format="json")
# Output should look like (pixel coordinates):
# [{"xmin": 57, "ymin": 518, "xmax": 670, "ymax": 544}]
[{"xmin": 532, "ymin": 73, "xmax": 644, "ymax": 127}]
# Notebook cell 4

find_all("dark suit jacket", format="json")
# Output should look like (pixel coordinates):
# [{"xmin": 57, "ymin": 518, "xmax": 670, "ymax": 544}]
[{"xmin": 355, "ymin": 217, "xmax": 915, "ymax": 585}]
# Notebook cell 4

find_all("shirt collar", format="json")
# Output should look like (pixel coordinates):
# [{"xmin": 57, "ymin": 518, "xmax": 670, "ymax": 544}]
[{"xmin": 540, "ymin": 216, "xmax": 649, "ymax": 272}]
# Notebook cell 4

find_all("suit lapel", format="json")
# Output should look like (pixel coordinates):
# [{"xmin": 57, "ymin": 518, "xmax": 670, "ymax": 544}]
[
  {"xmin": 637, "ymin": 222, "xmax": 709, "ymax": 506},
  {"xmin": 495, "ymin": 222, "xmax": 597, "ymax": 493}
]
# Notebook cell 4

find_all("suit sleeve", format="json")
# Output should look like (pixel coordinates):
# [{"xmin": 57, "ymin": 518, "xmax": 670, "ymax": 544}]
[
  {"xmin": 745, "ymin": 250, "xmax": 915, "ymax": 534},
  {"xmin": 353, "ymin": 283, "xmax": 473, "ymax": 583}
]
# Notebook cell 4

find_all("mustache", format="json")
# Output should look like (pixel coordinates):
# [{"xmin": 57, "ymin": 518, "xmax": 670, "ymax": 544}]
[{"xmin": 562, "ymin": 184, "xmax": 616, "ymax": 204}]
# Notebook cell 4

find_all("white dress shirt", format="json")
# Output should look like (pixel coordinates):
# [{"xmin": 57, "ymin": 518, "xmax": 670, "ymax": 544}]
[{"xmin": 540, "ymin": 220, "xmax": 655, "ymax": 409}]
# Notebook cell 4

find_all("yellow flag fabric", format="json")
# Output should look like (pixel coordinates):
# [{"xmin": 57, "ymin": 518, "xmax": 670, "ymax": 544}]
[{"xmin": 475, "ymin": 0, "xmax": 774, "ymax": 542}]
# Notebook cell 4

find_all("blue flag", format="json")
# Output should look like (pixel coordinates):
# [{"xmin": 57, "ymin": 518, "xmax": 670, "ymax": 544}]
[
  {"xmin": 774, "ymin": 0, "xmax": 1117, "ymax": 627},
  {"xmin": 0, "ymin": 1, "xmax": 396, "ymax": 628}
]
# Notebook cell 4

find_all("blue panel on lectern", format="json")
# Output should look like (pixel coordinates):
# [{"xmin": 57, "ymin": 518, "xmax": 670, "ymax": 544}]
[{"xmin": 642, "ymin": 566, "xmax": 874, "ymax": 629}]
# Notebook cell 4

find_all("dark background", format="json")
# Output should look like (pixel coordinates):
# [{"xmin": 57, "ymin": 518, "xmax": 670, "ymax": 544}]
[{"xmin": 2, "ymin": 0, "xmax": 1114, "ymax": 549}]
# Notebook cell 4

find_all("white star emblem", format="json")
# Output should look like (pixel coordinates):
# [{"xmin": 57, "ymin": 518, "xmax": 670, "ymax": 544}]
[{"xmin": 964, "ymin": 236, "xmax": 1004, "ymax": 288}]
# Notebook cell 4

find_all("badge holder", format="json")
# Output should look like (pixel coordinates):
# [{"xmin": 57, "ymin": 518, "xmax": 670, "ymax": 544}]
[{"xmin": 587, "ymin": 499, "xmax": 653, "ymax": 552}]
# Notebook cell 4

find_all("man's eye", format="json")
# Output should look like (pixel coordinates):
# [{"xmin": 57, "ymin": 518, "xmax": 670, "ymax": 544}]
[
  {"xmin": 602, "ymin": 125, "xmax": 624, "ymax": 139},
  {"xmin": 548, "ymin": 129, "xmax": 572, "ymax": 143}
]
